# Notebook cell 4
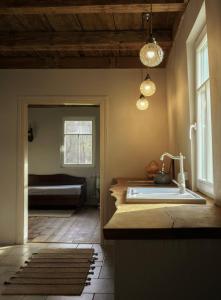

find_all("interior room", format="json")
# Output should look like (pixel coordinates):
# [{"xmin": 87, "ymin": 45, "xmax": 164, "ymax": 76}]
[
  {"xmin": 0, "ymin": 0, "xmax": 221, "ymax": 299},
  {"xmin": 28, "ymin": 105, "xmax": 100, "ymax": 243}
]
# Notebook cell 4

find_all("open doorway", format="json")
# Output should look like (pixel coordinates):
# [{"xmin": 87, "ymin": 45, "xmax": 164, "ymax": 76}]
[
  {"xmin": 27, "ymin": 104, "xmax": 100, "ymax": 243},
  {"xmin": 16, "ymin": 96, "xmax": 107, "ymax": 245}
]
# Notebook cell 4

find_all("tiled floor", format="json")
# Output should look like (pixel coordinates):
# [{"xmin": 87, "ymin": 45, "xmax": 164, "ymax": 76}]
[{"xmin": 0, "ymin": 243, "xmax": 114, "ymax": 300}]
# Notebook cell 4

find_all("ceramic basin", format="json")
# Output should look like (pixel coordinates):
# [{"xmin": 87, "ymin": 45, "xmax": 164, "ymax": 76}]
[{"xmin": 126, "ymin": 187, "xmax": 206, "ymax": 204}]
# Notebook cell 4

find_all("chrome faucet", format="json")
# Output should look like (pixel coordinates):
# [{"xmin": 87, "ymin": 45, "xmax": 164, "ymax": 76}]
[{"xmin": 160, "ymin": 152, "xmax": 186, "ymax": 194}]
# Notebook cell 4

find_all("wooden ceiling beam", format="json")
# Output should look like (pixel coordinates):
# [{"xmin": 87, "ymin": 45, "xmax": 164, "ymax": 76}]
[
  {"xmin": 0, "ymin": 56, "xmax": 166, "ymax": 69},
  {"xmin": 0, "ymin": 31, "xmax": 172, "ymax": 52},
  {"xmin": 0, "ymin": 1, "xmax": 187, "ymax": 15}
]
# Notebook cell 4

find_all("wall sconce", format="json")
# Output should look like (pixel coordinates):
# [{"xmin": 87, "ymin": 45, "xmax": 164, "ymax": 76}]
[{"xmin": 28, "ymin": 126, "xmax": 34, "ymax": 142}]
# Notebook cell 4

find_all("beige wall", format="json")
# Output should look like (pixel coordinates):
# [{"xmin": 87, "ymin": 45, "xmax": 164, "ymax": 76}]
[
  {"xmin": 0, "ymin": 69, "xmax": 168, "ymax": 243},
  {"xmin": 167, "ymin": 0, "xmax": 221, "ymax": 203},
  {"xmin": 167, "ymin": 0, "xmax": 204, "ymax": 185},
  {"xmin": 28, "ymin": 106, "xmax": 100, "ymax": 205}
]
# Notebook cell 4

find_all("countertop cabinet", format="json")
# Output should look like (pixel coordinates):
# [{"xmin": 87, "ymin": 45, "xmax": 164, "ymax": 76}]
[{"xmin": 104, "ymin": 178, "xmax": 221, "ymax": 300}]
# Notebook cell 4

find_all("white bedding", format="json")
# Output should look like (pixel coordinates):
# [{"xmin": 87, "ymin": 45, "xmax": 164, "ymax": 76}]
[{"xmin": 28, "ymin": 185, "xmax": 82, "ymax": 196}]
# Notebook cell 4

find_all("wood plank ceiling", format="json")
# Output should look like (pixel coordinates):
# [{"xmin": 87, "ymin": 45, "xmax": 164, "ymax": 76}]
[{"xmin": 0, "ymin": 1, "xmax": 188, "ymax": 69}]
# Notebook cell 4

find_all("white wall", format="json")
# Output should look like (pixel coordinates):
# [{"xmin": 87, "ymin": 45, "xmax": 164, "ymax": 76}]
[
  {"xmin": 0, "ymin": 69, "xmax": 168, "ymax": 243},
  {"xmin": 28, "ymin": 106, "xmax": 100, "ymax": 205}
]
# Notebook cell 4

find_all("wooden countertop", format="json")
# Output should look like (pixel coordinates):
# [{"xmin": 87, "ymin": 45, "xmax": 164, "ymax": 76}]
[{"xmin": 103, "ymin": 178, "xmax": 221, "ymax": 239}]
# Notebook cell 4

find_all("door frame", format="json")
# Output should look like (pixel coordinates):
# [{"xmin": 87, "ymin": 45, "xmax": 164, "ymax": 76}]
[{"xmin": 16, "ymin": 95, "xmax": 108, "ymax": 244}]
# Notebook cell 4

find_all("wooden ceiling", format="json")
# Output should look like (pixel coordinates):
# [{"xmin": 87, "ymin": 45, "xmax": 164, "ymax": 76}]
[{"xmin": 0, "ymin": 1, "xmax": 188, "ymax": 69}]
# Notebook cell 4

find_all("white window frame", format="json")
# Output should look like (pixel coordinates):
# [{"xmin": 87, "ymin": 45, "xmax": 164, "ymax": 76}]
[
  {"xmin": 61, "ymin": 116, "xmax": 96, "ymax": 168},
  {"xmin": 195, "ymin": 26, "xmax": 214, "ymax": 197}
]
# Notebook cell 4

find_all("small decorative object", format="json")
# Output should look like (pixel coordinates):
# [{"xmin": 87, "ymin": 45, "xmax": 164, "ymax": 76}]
[
  {"xmin": 154, "ymin": 171, "xmax": 172, "ymax": 184},
  {"xmin": 28, "ymin": 126, "xmax": 34, "ymax": 142},
  {"xmin": 136, "ymin": 94, "xmax": 149, "ymax": 110},
  {"xmin": 146, "ymin": 160, "xmax": 160, "ymax": 179}
]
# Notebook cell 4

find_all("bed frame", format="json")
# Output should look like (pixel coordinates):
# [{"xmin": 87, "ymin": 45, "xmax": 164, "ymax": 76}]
[{"xmin": 28, "ymin": 174, "xmax": 87, "ymax": 209}]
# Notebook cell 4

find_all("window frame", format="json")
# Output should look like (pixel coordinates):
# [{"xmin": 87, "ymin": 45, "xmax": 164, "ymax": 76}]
[
  {"xmin": 61, "ymin": 116, "xmax": 96, "ymax": 168},
  {"xmin": 195, "ymin": 26, "xmax": 214, "ymax": 197}
]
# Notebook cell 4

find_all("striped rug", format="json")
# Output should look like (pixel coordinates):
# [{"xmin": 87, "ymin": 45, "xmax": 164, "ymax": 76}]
[{"xmin": 2, "ymin": 248, "xmax": 96, "ymax": 295}]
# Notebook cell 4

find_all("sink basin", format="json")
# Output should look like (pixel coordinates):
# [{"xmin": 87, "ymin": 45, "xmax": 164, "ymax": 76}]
[{"xmin": 126, "ymin": 187, "xmax": 206, "ymax": 204}]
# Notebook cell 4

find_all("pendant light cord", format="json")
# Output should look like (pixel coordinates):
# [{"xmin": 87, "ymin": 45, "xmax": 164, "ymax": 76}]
[
  {"xmin": 150, "ymin": 2, "xmax": 153, "ymax": 36},
  {"xmin": 145, "ymin": 1, "xmax": 153, "ymax": 41}
]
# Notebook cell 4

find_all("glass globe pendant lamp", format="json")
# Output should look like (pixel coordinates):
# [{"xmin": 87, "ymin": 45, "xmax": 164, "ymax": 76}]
[
  {"xmin": 136, "ymin": 94, "xmax": 149, "ymax": 111},
  {"xmin": 140, "ymin": 73, "xmax": 156, "ymax": 97},
  {"xmin": 139, "ymin": 5, "xmax": 164, "ymax": 67}
]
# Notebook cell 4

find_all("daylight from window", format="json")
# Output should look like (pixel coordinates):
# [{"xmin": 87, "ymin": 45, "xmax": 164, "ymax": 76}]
[
  {"xmin": 63, "ymin": 120, "xmax": 93, "ymax": 165},
  {"xmin": 196, "ymin": 32, "xmax": 213, "ymax": 189}
]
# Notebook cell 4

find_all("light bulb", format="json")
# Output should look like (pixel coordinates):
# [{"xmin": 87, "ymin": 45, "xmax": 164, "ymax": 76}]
[
  {"xmin": 140, "ymin": 41, "xmax": 164, "ymax": 67},
  {"xmin": 140, "ymin": 79, "xmax": 156, "ymax": 97},
  {"xmin": 147, "ymin": 51, "xmax": 155, "ymax": 59},
  {"xmin": 136, "ymin": 96, "xmax": 149, "ymax": 111}
]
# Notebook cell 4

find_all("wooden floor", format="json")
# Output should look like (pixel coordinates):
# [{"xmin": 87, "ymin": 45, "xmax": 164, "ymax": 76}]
[{"xmin": 28, "ymin": 207, "xmax": 100, "ymax": 243}]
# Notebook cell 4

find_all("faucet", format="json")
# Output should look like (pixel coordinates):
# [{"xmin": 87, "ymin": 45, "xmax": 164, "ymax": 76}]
[{"xmin": 160, "ymin": 152, "xmax": 186, "ymax": 194}]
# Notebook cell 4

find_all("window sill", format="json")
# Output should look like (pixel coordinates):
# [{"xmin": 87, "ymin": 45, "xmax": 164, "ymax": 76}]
[{"xmin": 62, "ymin": 164, "xmax": 95, "ymax": 168}]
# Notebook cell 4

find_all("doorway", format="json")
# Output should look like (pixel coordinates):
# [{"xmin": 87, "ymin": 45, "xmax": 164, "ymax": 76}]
[{"xmin": 17, "ymin": 96, "xmax": 107, "ymax": 244}]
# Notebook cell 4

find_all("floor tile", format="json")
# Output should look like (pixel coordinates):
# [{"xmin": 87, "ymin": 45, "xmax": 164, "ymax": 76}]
[
  {"xmin": 77, "ymin": 244, "xmax": 93, "ymax": 249},
  {"xmin": 23, "ymin": 296, "xmax": 47, "ymax": 300},
  {"xmin": 0, "ymin": 255, "xmax": 29, "ymax": 267},
  {"xmin": 99, "ymin": 266, "xmax": 114, "ymax": 279},
  {"xmin": 90, "ymin": 266, "xmax": 101, "ymax": 279},
  {"xmin": 93, "ymin": 294, "xmax": 114, "ymax": 300},
  {"xmin": 46, "ymin": 244, "xmax": 78, "ymax": 249},
  {"xmin": 0, "ymin": 271, "xmax": 16, "ymax": 284},
  {"xmin": 0, "ymin": 267, "xmax": 20, "ymax": 275},
  {"xmin": 83, "ymin": 279, "xmax": 114, "ymax": 294},
  {"xmin": 96, "ymin": 253, "xmax": 104, "ymax": 262},
  {"xmin": 93, "ymin": 261, "xmax": 103, "ymax": 267},
  {"xmin": 92, "ymin": 244, "xmax": 103, "ymax": 253},
  {"xmin": 0, "ymin": 296, "xmax": 24, "ymax": 300},
  {"xmin": 47, "ymin": 295, "xmax": 93, "ymax": 300}
]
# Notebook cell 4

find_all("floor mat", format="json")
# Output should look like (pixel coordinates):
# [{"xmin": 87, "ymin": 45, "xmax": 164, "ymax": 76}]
[{"xmin": 2, "ymin": 248, "xmax": 96, "ymax": 295}]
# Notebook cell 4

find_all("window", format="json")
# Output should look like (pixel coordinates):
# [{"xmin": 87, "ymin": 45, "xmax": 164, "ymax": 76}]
[
  {"xmin": 62, "ymin": 118, "xmax": 95, "ymax": 166},
  {"xmin": 195, "ymin": 29, "xmax": 213, "ymax": 195}
]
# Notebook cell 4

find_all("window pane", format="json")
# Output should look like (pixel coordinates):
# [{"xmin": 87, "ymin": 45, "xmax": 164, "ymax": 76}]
[
  {"xmin": 64, "ymin": 134, "xmax": 79, "ymax": 164},
  {"xmin": 79, "ymin": 135, "xmax": 92, "ymax": 164},
  {"xmin": 196, "ymin": 33, "xmax": 213, "ymax": 186},
  {"xmin": 64, "ymin": 121, "xmax": 92, "ymax": 134},
  {"xmin": 206, "ymin": 81, "xmax": 213, "ymax": 183},
  {"xmin": 197, "ymin": 83, "xmax": 213, "ymax": 183},
  {"xmin": 197, "ymin": 86, "xmax": 207, "ymax": 180},
  {"xmin": 197, "ymin": 37, "xmax": 209, "ymax": 88},
  {"xmin": 64, "ymin": 134, "xmax": 93, "ymax": 165}
]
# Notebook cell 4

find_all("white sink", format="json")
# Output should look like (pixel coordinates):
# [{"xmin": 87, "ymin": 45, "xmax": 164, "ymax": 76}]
[{"xmin": 126, "ymin": 187, "xmax": 206, "ymax": 204}]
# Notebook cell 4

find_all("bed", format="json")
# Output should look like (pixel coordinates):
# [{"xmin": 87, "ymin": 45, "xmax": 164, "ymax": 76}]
[{"xmin": 28, "ymin": 174, "xmax": 87, "ymax": 209}]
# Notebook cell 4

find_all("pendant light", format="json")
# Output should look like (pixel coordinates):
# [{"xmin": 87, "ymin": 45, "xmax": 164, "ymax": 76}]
[
  {"xmin": 136, "ymin": 94, "xmax": 149, "ymax": 111},
  {"xmin": 139, "ymin": 4, "xmax": 164, "ymax": 67},
  {"xmin": 140, "ymin": 73, "xmax": 156, "ymax": 97}
]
